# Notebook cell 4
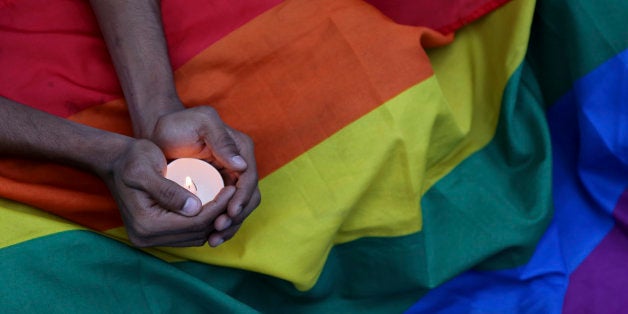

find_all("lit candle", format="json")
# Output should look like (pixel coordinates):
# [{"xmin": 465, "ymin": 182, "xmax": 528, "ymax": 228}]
[
  {"xmin": 165, "ymin": 158, "xmax": 224, "ymax": 204},
  {"xmin": 184, "ymin": 176, "xmax": 197, "ymax": 194}
]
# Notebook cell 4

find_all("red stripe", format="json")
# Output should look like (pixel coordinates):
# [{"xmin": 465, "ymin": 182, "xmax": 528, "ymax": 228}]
[
  {"xmin": 0, "ymin": 0, "xmax": 506, "ymax": 117},
  {"xmin": 0, "ymin": 0, "xmax": 503, "ymax": 231},
  {"xmin": 0, "ymin": 0, "xmax": 118, "ymax": 117},
  {"xmin": 364, "ymin": 0, "xmax": 511, "ymax": 33},
  {"xmin": 161, "ymin": 0, "xmax": 282, "ymax": 69},
  {"xmin": 0, "ymin": 0, "xmax": 280, "ymax": 117}
]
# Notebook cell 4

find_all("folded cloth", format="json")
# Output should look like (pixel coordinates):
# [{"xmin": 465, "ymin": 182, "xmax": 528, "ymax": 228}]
[{"xmin": 6, "ymin": 0, "xmax": 621, "ymax": 312}]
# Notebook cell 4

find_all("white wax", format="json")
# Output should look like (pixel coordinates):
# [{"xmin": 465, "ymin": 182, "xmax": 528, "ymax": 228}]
[{"xmin": 165, "ymin": 158, "xmax": 224, "ymax": 205}]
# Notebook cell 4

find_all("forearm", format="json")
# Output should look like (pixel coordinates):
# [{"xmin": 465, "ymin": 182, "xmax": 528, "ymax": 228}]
[
  {"xmin": 0, "ymin": 97, "xmax": 132, "ymax": 177},
  {"xmin": 89, "ymin": 0, "xmax": 183, "ymax": 138}
]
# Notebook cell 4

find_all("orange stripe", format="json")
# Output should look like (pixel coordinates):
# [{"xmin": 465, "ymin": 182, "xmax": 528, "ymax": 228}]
[
  {"xmin": 0, "ymin": 0, "xmax": 451, "ymax": 231},
  {"xmin": 0, "ymin": 160, "xmax": 120, "ymax": 230},
  {"xmin": 177, "ymin": 0, "xmax": 450, "ymax": 177},
  {"xmin": 73, "ymin": 0, "xmax": 452, "ymax": 177}
]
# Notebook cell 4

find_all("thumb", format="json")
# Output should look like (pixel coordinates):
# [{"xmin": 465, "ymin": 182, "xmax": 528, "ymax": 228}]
[
  {"xmin": 204, "ymin": 126, "xmax": 247, "ymax": 171},
  {"xmin": 151, "ymin": 175, "xmax": 202, "ymax": 217}
]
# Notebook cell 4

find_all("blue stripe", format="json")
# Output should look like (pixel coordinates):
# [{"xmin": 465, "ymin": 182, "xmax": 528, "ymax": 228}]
[{"xmin": 407, "ymin": 48, "xmax": 628, "ymax": 314}]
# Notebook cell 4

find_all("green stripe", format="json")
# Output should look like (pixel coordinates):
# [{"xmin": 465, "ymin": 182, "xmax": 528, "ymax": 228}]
[
  {"xmin": 0, "ymin": 230, "xmax": 424, "ymax": 313},
  {"xmin": 1, "ymin": 4, "xmax": 572, "ymax": 312},
  {"xmin": 419, "ymin": 62, "xmax": 553, "ymax": 276},
  {"xmin": 182, "ymin": 60, "xmax": 554, "ymax": 310},
  {"xmin": 0, "ymin": 231, "xmax": 257, "ymax": 314},
  {"xmin": 526, "ymin": 0, "xmax": 628, "ymax": 106},
  {"xmin": 0, "ymin": 57, "xmax": 553, "ymax": 314},
  {"xmin": 175, "ymin": 234, "xmax": 428, "ymax": 313}
]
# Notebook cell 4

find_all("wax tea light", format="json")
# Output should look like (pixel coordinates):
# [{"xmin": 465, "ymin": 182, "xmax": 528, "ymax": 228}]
[{"xmin": 165, "ymin": 158, "xmax": 224, "ymax": 204}]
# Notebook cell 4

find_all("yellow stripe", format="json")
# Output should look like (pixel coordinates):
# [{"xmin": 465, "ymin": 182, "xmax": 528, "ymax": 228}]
[
  {"xmin": 0, "ymin": 198, "xmax": 187, "ymax": 262},
  {"xmin": 0, "ymin": 198, "xmax": 83, "ymax": 249},
  {"xmin": 107, "ymin": 79, "xmax": 443, "ymax": 289},
  {"xmin": 336, "ymin": 0, "xmax": 535, "ymax": 240},
  {"xmin": 2, "ymin": 0, "xmax": 535, "ymax": 292},
  {"xmin": 138, "ymin": 0, "xmax": 536, "ymax": 291},
  {"xmin": 422, "ymin": 0, "xmax": 535, "ymax": 192}
]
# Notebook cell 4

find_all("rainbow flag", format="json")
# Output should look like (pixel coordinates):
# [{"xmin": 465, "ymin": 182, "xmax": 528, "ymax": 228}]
[{"xmin": 0, "ymin": 0, "xmax": 626, "ymax": 312}]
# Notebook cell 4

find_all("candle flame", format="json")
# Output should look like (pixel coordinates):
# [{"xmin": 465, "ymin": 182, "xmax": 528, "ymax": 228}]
[{"xmin": 185, "ymin": 176, "xmax": 197, "ymax": 194}]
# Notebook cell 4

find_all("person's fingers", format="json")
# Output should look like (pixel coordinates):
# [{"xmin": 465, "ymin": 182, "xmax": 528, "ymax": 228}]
[
  {"xmin": 226, "ymin": 130, "xmax": 259, "ymax": 217},
  {"xmin": 124, "ymin": 204, "xmax": 216, "ymax": 248},
  {"xmin": 111, "ymin": 139, "xmax": 238, "ymax": 248},
  {"xmin": 208, "ymin": 224, "xmax": 242, "ymax": 247},
  {"xmin": 122, "ymin": 187, "xmax": 235, "ymax": 247},
  {"xmin": 209, "ymin": 186, "xmax": 258, "ymax": 247},
  {"xmin": 149, "ymin": 186, "xmax": 235, "ymax": 232},
  {"xmin": 131, "ymin": 230, "xmax": 211, "ymax": 248},
  {"xmin": 151, "ymin": 116, "xmax": 201, "ymax": 159},
  {"xmin": 122, "ymin": 159, "xmax": 203, "ymax": 217},
  {"xmin": 163, "ymin": 239, "xmax": 209, "ymax": 247},
  {"xmin": 229, "ymin": 187, "xmax": 261, "ymax": 223},
  {"xmin": 208, "ymin": 188, "xmax": 258, "ymax": 247},
  {"xmin": 213, "ymin": 213, "xmax": 232, "ymax": 232},
  {"xmin": 196, "ymin": 107, "xmax": 248, "ymax": 172},
  {"xmin": 154, "ymin": 176, "xmax": 203, "ymax": 216},
  {"xmin": 151, "ymin": 106, "xmax": 250, "ymax": 172},
  {"xmin": 115, "ymin": 139, "xmax": 198, "ymax": 214}
]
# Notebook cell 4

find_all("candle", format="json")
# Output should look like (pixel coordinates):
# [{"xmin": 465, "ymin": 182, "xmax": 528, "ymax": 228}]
[{"xmin": 165, "ymin": 158, "xmax": 224, "ymax": 205}]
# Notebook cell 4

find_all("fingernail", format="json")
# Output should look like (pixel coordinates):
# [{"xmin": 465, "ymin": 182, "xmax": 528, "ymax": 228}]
[
  {"xmin": 181, "ymin": 197, "xmax": 200, "ymax": 216},
  {"xmin": 210, "ymin": 237, "xmax": 224, "ymax": 247},
  {"xmin": 231, "ymin": 156, "xmax": 247, "ymax": 168},
  {"xmin": 217, "ymin": 217, "xmax": 232, "ymax": 231}
]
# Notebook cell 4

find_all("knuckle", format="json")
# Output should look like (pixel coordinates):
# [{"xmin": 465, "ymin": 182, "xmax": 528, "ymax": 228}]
[
  {"xmin": 197, "ymin": 106, "xmax": 218, "ymax": 117},
  {"xmin": 213, "ymin": 131, "xmax": 237, "ymax": 152}
]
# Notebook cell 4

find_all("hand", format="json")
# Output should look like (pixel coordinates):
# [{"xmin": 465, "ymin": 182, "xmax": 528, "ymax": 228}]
[
  {"xmin": 103, "ymin": 139, "xmax": 236, "ymax": 247},
  {"xmin": 151, "ymin": 106, "xmax": 261, "ymax": 247},
  {"xmin": 88, "ymin": 0, "xmax": 259, "ymax": 247}
]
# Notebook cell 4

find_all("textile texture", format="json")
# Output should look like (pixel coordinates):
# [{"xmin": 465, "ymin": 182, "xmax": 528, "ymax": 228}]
[{"xmin": 0, "ymin": 0, "xmax": 626, "ymax": 313}]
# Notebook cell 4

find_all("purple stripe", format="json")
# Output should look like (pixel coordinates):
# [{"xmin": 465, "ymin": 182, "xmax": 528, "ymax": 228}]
[
  {"xmin": 563, "ymin": 191, "xmax": 628, "ymax": 313},
  {"xmin": 560, "ymin": 49, "xmax": 628, "ymax": 312}
]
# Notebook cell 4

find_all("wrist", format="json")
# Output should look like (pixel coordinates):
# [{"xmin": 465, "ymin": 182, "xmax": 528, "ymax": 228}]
[
  {"xmin": 87, "ymin": 132, "xmax": 135, "ymax": 179},
  {"xmin": 128, "ymin": 93, "xmax": 185, "ymax": 139}
]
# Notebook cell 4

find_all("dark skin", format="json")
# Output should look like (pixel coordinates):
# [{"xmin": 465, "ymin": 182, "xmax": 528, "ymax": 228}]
[
  {"xmin": 0, "ymin": 97, "xmax": 236, "ymax": 247},
  {"xmin": 0, "ymin": 0, "xmax": 259, "ymax": 248},
  {"xmin": 88, "ymin": 0, "xmax": 260, "ymax": 247}
]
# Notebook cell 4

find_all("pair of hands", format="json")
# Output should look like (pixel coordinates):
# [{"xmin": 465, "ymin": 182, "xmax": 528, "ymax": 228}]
[{"xmin": 103, "ymin": 105, "xmax": 260, "ymax": 248}]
